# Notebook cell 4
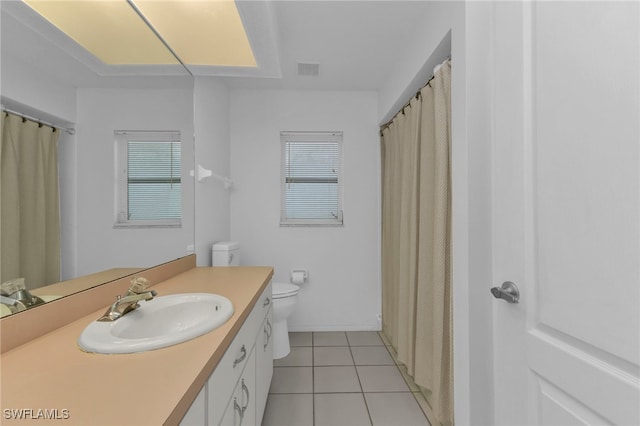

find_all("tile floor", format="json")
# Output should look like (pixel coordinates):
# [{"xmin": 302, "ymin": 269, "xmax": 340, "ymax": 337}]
[{"xmin": 262, "ymin": 331, "xmax": 431, "ymax": 426}]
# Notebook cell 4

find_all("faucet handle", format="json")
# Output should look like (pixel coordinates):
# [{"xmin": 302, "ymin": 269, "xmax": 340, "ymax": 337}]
[
  {"xmin": 1, "ymin": 278, "xmax": 26, "ymax": 296},
  {"xmin": 129, "ymin": 277, "xmax": 150, "ymax": 294}
]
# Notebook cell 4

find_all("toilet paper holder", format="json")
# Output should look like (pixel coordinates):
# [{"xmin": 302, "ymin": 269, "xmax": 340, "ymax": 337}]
[{"xmin": 290, "ymin": 269, "xmax": 308, "ymax": 284}]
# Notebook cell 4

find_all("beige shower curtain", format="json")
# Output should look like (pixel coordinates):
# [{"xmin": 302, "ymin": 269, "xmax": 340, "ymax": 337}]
[
  {"xmin": 381, "ymin": 60, "xmax": 452, "ymax": 426},
  {"xmin": 1, "ymin": 112, "xmax": 61, "ymax": 290}
]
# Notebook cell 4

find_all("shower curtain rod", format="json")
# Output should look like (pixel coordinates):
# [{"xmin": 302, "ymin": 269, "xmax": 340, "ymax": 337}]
[
  {"xmin": 1, "ymin": 105, "xmax": 76, "ymax": 135},
  {"xmin": 379, "ymin": 57, "xmax": 451, "ymax": 135}
]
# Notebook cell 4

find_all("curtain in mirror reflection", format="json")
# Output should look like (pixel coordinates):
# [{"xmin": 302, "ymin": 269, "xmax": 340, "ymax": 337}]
[{"xmin": 1, "ymin": 112, "xmax": 60, "ymax": 290}]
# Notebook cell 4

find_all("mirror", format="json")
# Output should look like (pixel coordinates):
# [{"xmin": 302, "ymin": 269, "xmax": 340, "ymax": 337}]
[{"xmin": 0, "ymin": 1, "xmax": 195, "ymax": 316}]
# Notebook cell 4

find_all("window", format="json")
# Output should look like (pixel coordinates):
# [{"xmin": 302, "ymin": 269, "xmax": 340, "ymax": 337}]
[
  {"xmin": 281, "ymin": 131, "xmax": 343, "ymax": 226},
  {"xmin": 115, "ymin": 130, "xmax": 181, "ymax": 227}
]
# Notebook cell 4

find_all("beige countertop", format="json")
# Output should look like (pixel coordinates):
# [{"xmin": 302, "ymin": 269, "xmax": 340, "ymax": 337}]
[{"xmin": 0, "ymin": 266, "xmax": 273, "ymax": 425}]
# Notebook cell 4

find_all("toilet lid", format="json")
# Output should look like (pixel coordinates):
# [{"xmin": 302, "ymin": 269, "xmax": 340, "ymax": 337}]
[{"xmin": 272, "ymin": 282, "xmax": 300, "ymax": 299}]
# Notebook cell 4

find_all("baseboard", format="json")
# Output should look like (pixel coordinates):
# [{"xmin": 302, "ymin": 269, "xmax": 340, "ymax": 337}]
[{"xmin": 289, "ymin": 324, "xmax": 381, "ymax": 332}]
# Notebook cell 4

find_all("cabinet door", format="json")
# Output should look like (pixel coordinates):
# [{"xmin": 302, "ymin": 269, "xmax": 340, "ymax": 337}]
[
  {"xmin": 219, "ymin": 347, "xmax": 256, "ymax": 426},
  {"xmin": 210, "ymin": 282, "xmax": 272, "ymax": 425},
  {"xmin": 219, "ymin": 393, "xmax": 241, "ymax": 426},
  {"xmin": 180, "ymin": 385, "xmax": 206, "ymax": 426},
  {"xmin": 255, "ymin": 308, "xmax": 273, "ymax": 426},
  {"xmin": 239, "ymin": 347, "xmax": 256, "ymax": 426}
]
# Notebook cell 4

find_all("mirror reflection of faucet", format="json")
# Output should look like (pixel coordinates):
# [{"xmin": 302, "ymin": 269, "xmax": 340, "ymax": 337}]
[
  {"xmin": 1, "ymin": 295, "xmax": 26, "ymax": 314},
  {"xmin": 97, "ymin": 277, "xmax": 157, "ymax": 322},
  {"xmin": 0, "ymin": 278, "xmax": 45, "ymax": 314}
]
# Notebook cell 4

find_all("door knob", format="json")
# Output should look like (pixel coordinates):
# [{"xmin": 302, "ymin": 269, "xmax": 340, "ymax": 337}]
[{"xmin": 490, "ymin": 281, "xmax": 520, "ymax": 304}]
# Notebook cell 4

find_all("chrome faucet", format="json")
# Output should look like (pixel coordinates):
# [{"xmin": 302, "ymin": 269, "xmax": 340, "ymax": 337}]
[
  {"xmin": 1, "ymin": 278, "xmax": 44, "ymax": 313},
  {"xmin": 98, "ymin": 277, "xmax": 157, "ymax": 322},
  {"xmin": 1, "ymin": 295, "xmax": 27, "ymax": 314}
]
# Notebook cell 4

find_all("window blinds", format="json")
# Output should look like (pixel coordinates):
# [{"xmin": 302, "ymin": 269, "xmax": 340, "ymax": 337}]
[
  {"xmin": 281, "ymin": 131, "xmax": 343, "ymax": 226},
  {"xmin": 115, "ymin": 130, "xmax": 181, "ymax": 226},
  {"xmin": 127, "ymin": 140, "xmax": 181, "ymax": 221}
]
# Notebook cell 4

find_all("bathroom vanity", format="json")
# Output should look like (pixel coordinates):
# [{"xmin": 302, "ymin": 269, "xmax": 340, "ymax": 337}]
[
  {"xmin": 0, "ymin": 257, "xmax": 274, "ymax": 425},
  {"xmin": 182, "ymin": 280, "xmax": 273, "ymax": 426}
]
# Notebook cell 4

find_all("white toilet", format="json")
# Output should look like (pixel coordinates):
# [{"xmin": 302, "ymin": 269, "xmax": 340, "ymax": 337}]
[
  {"xmin": 271, "ymin": 282, "xmax": 300, "ymax": 359},
  {"xmin": 211, "ymin": 242, "xmax": 300, "ymax": 359},
  {"xmin": 212, "ymin": 241, "xmax": 240, "ymax": 266}
]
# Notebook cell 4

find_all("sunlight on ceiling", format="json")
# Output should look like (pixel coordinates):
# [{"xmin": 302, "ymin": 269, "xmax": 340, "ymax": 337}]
[
  {"xmin": 22, "ymin": 0, "xmax": 256, "ymax": 67},
  {"xmin": 134, "ymin": 0, "xmax": 256, "ymax": 67}
]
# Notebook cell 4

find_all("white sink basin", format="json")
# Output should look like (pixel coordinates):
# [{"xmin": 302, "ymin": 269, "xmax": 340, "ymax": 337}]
[{"xmin": 78, "ymin": 293, "xmax": 233, "ymax": 354}]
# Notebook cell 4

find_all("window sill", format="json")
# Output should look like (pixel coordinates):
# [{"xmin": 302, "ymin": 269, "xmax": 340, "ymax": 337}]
[
  {"xmin": 279, "ymin": 221, "xmax": 344, "ymax": 227},
  {"xmin": 114, "ymin": 221, "xmax": 182, "ymax": 229}
]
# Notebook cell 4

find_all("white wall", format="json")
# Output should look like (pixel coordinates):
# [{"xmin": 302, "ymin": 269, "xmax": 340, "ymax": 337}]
[
  {"xmin": 229, "ymin": 90, "xmax": 380, "ymax": 331},
  {"xmin": 193, "ymin": 77, "xmax": 231, "ymax": 265},
  {"xmin": 1, "ymin": 55, "xmax": 76, "ymax": 124},
  {"xmin": 462, "ymin": 3, "xmax": 495, "ymax": 425},
  {"xmin": 74, "ymin": 87, "xmax": 194, "ymax": 277},
  {"xmin": 377, "ymin": 0, "xmax": 454, "ymax": 124}
]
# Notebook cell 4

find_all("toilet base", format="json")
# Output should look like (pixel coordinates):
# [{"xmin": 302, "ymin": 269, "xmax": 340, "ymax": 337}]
[{"xmin": 272, "ymin": 319, "xmax": 291, "ymax": 359}]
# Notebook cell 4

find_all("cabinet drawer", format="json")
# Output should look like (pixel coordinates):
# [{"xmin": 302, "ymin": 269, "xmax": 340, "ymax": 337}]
[
  {"xmin": 208, "ymin": 281, "xmax": 272, "ymax": 425},
  {"xmin": 254, "ymin": 281, "xmax": 273, "ymax": 323},
  {"xmin": 219, "ymin": 347, "xmax": 257, "ymax": 426}
]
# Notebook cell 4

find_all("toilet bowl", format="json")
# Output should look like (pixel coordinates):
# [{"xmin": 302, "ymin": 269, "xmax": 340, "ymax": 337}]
[
  {"xmin": 210, "ymin": 242, "xmax": 301, "ymax": 359},
  {"xmin": 272, "ymin": 282, "xmax": 300, "ymax": 359}
]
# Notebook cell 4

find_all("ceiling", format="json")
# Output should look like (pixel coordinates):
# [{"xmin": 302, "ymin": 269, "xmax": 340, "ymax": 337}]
[{"xmin": 1, "ymin": 0, "xmax": 435, "ymax": 91}]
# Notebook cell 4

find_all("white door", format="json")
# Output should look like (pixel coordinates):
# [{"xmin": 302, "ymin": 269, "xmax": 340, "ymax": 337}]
[{"xmin": 491, "ymin": 1, "xmax": 640, "ymax": 424}]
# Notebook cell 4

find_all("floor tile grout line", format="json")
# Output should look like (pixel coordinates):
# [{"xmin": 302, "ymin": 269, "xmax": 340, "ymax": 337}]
[
  {"xmin": 270, "ymin": 390, "xmax": 420, "ymax": 395},
  {"xmin": 268, "ymin": 332, "xmax": 430, "ymax": 425},
  {"xmin": 273, "ymin": 361, "xmax": 404, "ymax": 368},
  {"xmin": 411, "ymin": 392, "xmax": 432, "ymax": 422},
  {"xmin": 376, "ymin": 337, "xmax": 432, "ymax": 423},
  {"xmin": 313, "ymin": 344, "xmax": 385, "ymax": 347},
  {"xmin": 348, "ymin": 342, "xmax": 374, "ymax": 426},
  {"xmin": 311, "ymin": 332, "xmax": 315, "ymax": 425}
]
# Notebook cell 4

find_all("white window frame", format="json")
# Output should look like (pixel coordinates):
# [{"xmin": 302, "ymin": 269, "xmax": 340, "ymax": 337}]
[
  {"xmin": 280, "ymin": 131, "xmax": 344, "ymax": 227},
  {"xmin": 114, "ymin": 130, "xmax": 182, "ymax": 228}
]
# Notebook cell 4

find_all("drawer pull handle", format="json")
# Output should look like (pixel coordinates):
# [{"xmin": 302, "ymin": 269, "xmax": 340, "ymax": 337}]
[
  {"xmin": 263, "ymin": 320, "xmax": 272, "ymax": 351},
  {"xmin": 263, "ymin": 297, "xmax": 270, "ymax": 307},
  {"xmin": 233, "ymin": 345, "xmax": 247, "ymax": 368},
  {"xmin": 233, "ymin": 397, "xmax": 243, "ymax": 421},
  {"xmin": 241, "ymin": 378, "xmax": 250, "ymax": 413}
]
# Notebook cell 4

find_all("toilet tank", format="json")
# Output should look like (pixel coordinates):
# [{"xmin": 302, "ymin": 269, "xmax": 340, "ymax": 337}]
[{"xmin": 212, "ymin": 241, "xmax": 240, "ymax": 266}]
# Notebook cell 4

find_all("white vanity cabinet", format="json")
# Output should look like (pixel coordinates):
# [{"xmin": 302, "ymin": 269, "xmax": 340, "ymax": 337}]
[
  {"xmin": 203, "ymin": 281, "xmax": 273, "ymax": 426},
  {"xmin": 255, "ymin": 311, "xmax": 273, "ymax": 426},
  {"xmin": 180, "ymin": 386, "xmax": 207, "ymax": 425},
  {"xmin": 181, "ymin": 281, "xmax": 273, "ymax": 425},
  {"xmin": 219, "ymin": 347, "xmax": 256, "ymax": 426},
  {"xmin": 218, "ymin": 307, "xmax": 276, "ymax": 426}
]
